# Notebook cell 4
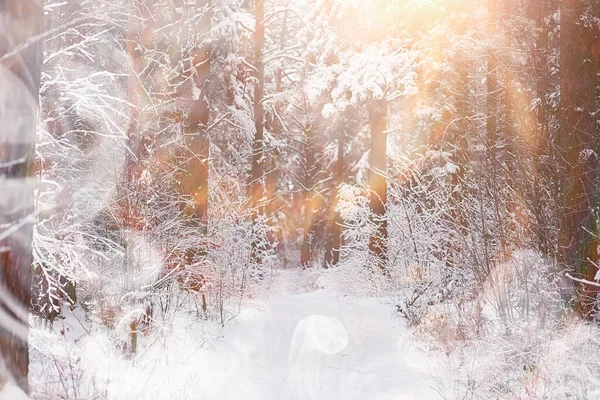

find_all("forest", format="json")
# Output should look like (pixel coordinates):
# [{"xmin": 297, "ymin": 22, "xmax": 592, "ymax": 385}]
[{"xmin": 1, "ymin": 0, "xmax": 600, "ymax": 398}]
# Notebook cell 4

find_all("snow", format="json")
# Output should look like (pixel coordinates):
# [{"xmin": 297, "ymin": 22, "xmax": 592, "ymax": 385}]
[
  {"xmin": 208, "ymin": 290, "xmax": 438, "ymax": 400},
  {"xmin": 31, "ymin": 270, "xmax": 441, "ymax": 400},
  {"xmin": 0, "ymin": 384, "xmax": 30, "ymax": 400}
]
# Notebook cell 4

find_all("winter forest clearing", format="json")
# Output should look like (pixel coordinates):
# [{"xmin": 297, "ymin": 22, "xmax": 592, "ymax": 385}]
[{"xmin": 2, "ymin": 0, "xmax": 600, "ymax": 398}]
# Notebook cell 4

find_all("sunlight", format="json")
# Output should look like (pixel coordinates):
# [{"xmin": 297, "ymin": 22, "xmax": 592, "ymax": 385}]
[
  {"xmin": 344, "ymin": 0, "xmax": 439, "ymax": 10},
  {"xmin": 334, "ymin": 0, "xmax": 445, "ymax": 43},
  {"xmin": 407, "ymin": 0, "xmax": 437, "ymax": 7},
  {"xmin": 346, "ymin": 0, "xmax": 435, "ymax": 7},
  {"xmin": 4, "ymin": 0, "xmax": 600, "ymax": 398}
]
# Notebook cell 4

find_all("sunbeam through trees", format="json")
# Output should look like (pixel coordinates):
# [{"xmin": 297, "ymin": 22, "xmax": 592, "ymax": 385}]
[{"xmin": 1, "ymin": 0, "xmax": 600, "ymax": 399}]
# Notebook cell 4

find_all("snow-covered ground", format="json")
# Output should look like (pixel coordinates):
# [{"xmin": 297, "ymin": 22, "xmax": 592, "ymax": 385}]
[
  {"xmin": 27, "ymin": 269, "xmax": 442, "ymax": 400},
  {"xmin": 199, "ymin": 290, "xmax": 440, "ymax": 400}
]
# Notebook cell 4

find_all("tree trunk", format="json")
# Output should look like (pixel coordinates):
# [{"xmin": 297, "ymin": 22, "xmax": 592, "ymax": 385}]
[
  {"xmin": 265, "ymin": 9, "xmax": 288, "ymax": 253},
  {"xmin": 0, "ymin": 0, "xmax": 43, "ymax": 392},
  {"xmin": 368, "ymin": 99, "xmax": 388, "ymax": 274},
  {"xmin": 300, "ymin": 125, "xmax": 316, "ymax": 268},
  {"xmin": 122, "ymin": 0, "xmax": 156, "ymax": 293},
  {"xmin": 182, "ymin": 1, "xmax": 212, "ymax": 263},
  {"xmin": 529, "ymin": 0, "xmax": 555, "ymax": 258},
  {"xmin": 331, "ymin": 136, "xmax": 345, "ymax": 266},
  {"xmin": 487, "ymin": 0, "xmax": 507, "ymax": 261},
  {"xmin": 250, "ymin": 0, "xmax": 265, "ymax": 264},
  {"xmin": 558, "ymin": 0, "xmax": 599, "ymax": 317},
  {"xmin": 487, "ymin": 0, "xmax": 498, "ymax": 154},
  {"xmin": 300, "ymin": 194, "xmax": 313, "ymax": 267},
  {"xmin": 447, "ymin": 66, "xmax": 470, "ymax": 268}
]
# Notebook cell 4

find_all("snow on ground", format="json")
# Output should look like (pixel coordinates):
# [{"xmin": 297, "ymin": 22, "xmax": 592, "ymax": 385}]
[
  {"xmin": 29, "ymin": 269, "xmax": 442, "ymax": 400},
  {"xmin": 0, "ymin": 384, "xmax": 30, "ymax": 400}
]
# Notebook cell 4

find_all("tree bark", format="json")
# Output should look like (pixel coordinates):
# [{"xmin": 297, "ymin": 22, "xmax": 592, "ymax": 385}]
[
  {"xmin": 265, "ymin": 8, "xmax": 288, "ymax": 253},
  {"xmin": 368, "ymin": 99, "xmax": 388, "ymax": 273},
  {"xmin": 447, "ymin": 66, "xmax": 470, "ymax": 268},
  {"xmin": 300, "ymin": 125, "xmax": 316, "ymax": 267},
  {"xmin": 0, "ymin": 0, "xmax": 43, "ymax": 392},
  {"xmin": 182, "ymin": 0, "xmax": 212, "ymax": 255},
  {"xmin": 250, "ymin": 0, "xmax": 265, "ymax": 265},
  {"xmin": 487, "ymin": 0, "xmax": 498, "ymax": 154},
  {"xmin": 558, "ymin": 0, "xmax": 599, "ymax": 317},
  {"xmin": 487, "ymin": 0, "xmax": 507, "ymax": 261},
  {"xmin": 331, "ymin": 136, "xmax": 345, "ymax": 266},
  {"xmin": 529, "ymin": 0, "xmax": 555, "ymax": 258}
]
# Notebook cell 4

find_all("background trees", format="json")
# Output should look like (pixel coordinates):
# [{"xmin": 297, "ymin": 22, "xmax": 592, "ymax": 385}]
[
  {"xmin": 2, "ymin": 0, "xmax": 599, "ymax": 396},
  {"xmin": 29, "ymin": 0, "xmax": 600, "ymax": 319}
]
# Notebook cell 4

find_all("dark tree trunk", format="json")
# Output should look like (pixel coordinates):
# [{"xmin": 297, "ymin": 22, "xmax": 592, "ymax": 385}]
[
  {"xmin": 182, "ymin": 0, "xmax": 212, "ymax": 259},
  {"xmin": 0, "ymin": 0, "xmax": 43, "ymax": 392},
  {"xmin": 558, "ymin": 0, "xmax": 599, "ymax": 317},
  {"xmin": 487, "ymin": 0, "xmax": 507, "ymax": 261},
  {"xmin": 299, "ymin": 198, "xmax": 313, "ymax": 267},
  {"xmin": 368, "ymin": 99, "xmax": 388, "ymax": 273},
  {"xmin": 264, "ymin": 10, "xmax": 288, "ymax": 253},
  {"xmin": 447, "ymin": 66, "xmax": 470, "ymax": 268},
  {"xmin": 499, "ymin": 0, "xmax": 522, "ymax": 250},
  {"xmin": 250, "ymin": 0, "xmax": 265, "ymax": 264},
  {"xmin": 300, "ymin": 125, "xmax": 317, "ymax": 268},
  {"xmin": 487, "ymin": 0, "xmax": 498, "ymax": 154},
  {"xmin": 529, "ymin": 0, "xmax": 555, "ymax": 258},
  {"xmin": 331, "ymin": 136, "xmax": 345, "ymax": 266},
  {"xmin": 123, "ymin": 0, "xmax": 145, "ymax": 294}
]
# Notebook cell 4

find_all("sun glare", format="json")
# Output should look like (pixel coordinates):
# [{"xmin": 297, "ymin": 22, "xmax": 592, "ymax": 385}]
[
  {"xmin": 336, "ymin": 0, "xmax": 443, "ymax": 43},
  {"xmin": 345, "ymin": 0, "xmax": 438, "ymax": 9}
]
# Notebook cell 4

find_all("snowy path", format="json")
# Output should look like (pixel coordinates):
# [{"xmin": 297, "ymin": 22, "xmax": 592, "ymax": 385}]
[
  {"xmin": 29, "ymin": 270, "xmax": 442, "ymax": 400},
  {"xmin": 199, "ymin": 289, "xmax": 441, "ymax": 400}
]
